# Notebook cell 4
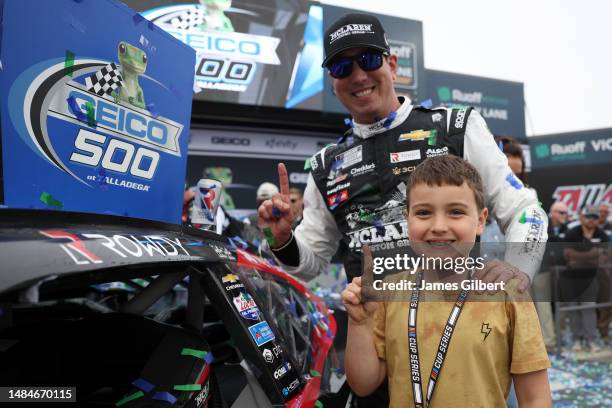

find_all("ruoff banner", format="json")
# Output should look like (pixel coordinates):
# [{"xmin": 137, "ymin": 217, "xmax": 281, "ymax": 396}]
[
  {"xmin": 529, "ymin": 128, "xmax": 612, "ymax": 215},
  {"xmin": 427, "ymin": 69, "xmax": 526, "ymax": 140},
  {"xmin": 0, "ymin": 0, "xmax": 195, "ymax": 223}
]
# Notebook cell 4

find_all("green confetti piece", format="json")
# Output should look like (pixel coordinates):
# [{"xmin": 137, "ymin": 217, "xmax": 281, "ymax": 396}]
[
  {"xmin": 65, "ymin": 50, "xmax": 75, "ymax": 77},
  {"xmin": 538, "ymin": 201, "xmax": 544, "ymax": 209},
  {"xmin": 304, "ymin": 158, "xmax": 311, "ymax": 171},
  {"xmin": 427, "ymin": 130, "xmax": 437, "ymax": 146},
  {"xmin": 263, "ymin": 227, "xmax": 276, "ymax": 247},
  {"xmin": 181, "ymin": 348, "xmax": 206, "ymax": 359},
  {"xmin": 518, "ymin": 211, "xmax": 527, "ymax": 224},
  {"xmin": 174, "ymin": 384, "xmax": 202, "ymax": 392},
  {"xmin": 85, "ymin": 101, "xmax": 96, "ymax": 127},
  {"xmin": 40, "ymin": 192, "xmax": 64, "ymax": 209},
  {"xmin": 315, "ymin": 400, "xmax": 324, "ymax": 408},
  {"xmin": 307, "ymin": 301, "xmax": 315, "ymax": 312},
  {"xmin": 310, "ymin": 369, "xmax": 321, "ymax": 377},
  {"xmin": 116, "ymin": 391, "xmax": 144, "ymax": 407}
]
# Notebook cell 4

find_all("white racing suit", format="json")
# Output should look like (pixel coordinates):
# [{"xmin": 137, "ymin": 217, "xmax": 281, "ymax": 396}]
[{"xmin": 269, "ymin": 98, "xmax": 547, "ymax": 281}]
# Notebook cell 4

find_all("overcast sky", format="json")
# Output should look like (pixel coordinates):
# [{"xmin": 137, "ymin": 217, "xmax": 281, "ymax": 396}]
[{"xmin": 319, "ymin": 0, "xmax": 611, "ymax": 137}]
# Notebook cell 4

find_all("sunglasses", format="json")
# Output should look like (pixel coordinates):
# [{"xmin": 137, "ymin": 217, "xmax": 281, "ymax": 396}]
[
  {"xmin": 327, "ymin": 51, "xmax": 385, "ymax": 79},
  {"xmin": 584, "ymin": 214, "xmax": 599, "ymax": 220}
]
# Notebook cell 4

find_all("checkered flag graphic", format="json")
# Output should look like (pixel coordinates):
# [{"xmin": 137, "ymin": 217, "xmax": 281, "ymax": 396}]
[
  {"xmin": 170, "ymin": 8, "xmax": 206, "ymax": 30},
  {"xmin": 85, "ymin": 63, "xmax": 123, "ymax": 96}
]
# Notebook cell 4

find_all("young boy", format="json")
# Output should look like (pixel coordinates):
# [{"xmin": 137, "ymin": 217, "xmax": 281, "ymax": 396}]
[{"xmin": 341, "ymin": 155, "xmax": 551, "ymax": 407}]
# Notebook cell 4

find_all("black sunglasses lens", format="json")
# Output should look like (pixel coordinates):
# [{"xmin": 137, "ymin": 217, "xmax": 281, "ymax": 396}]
[
  {"xmin": 358, "ymin": 52, "xmax": 383, "ymax": 71},
  {"xmin": 329, "ymin": 59, "xmax": 353, "ymax": 79}
]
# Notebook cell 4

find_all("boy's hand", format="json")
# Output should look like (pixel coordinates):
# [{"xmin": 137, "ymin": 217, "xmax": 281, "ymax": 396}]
[
  {"xmin": 474, "ymin": 259, "xmax": 530, "ymax": 294},
  {"xmin": 342, "ymin": 246, "xmax": 379, "ymax": 324},
  {"xmin": 257, "ymin": 163, "xmax": 294, "ymax": 248}
]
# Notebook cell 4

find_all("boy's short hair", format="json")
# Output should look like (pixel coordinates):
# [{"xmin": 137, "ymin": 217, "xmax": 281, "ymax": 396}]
[{"xmin": 406, "ymin": 155, "xmax": 485, "ymax": 210}]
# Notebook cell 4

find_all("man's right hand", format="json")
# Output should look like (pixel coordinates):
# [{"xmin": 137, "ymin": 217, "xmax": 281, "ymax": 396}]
[
  {"xmin": 257, "ymin": 163, "xmax": 294, "ymax": 248},
  {"xmin": 342, "ymin": 246, "xmax": 379, "ymax": 324}
]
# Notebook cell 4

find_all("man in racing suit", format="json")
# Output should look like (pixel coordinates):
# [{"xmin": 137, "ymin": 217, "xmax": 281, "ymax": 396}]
[{"xmin": 258, "ymin": 13, "xmax": 547, "ymax": 290}]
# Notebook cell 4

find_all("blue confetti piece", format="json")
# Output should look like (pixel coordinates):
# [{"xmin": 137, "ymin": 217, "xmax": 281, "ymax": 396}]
[
  {"xmin": 146, "ymin": 103, "xmax": 159, "ymax": 118},
  {"xmin": 152, "ymin": 391, "xmax": 177, "ymax": 404},
  {"xmin": 204, "ymin": 351, "xmax": 214, "ymax": 365},
  {"xmin": 524, "ymin": 217, "xmax": 544, "ymax": 225},
  {"xmin": 227, "ymin": 238, "xmax": 237, "ymax": 249},
  {"xmin": 383, "ymin": 111, "xmax": 397, "ymax": 128},
  {"xmin": 420, "ymin": 99, "xmax": 433, "ymax": 108},
  {"xmin": 133, "ymin": 13, "xmax": 145, "ymax": 24},
  {"xmin": 271, "ymin": 207, "xmax": 281, "ymax": 217},
  {"xmin": 327, "ymin": 329, "xmax": 333, "ymax": 337},
  {"xmin": 343, "ymin": 117, "xmax": 352, "ymax": 126},
  {"xmin": 505, "ymin": 173, "xmax": 523, "ymax": 190},
  {"xmin": 132, "ymin": 378, "xmax": 155, "ymax": 393},
  {"xmin": 498, "ymin": 141, "xmax": 504, "ymax": 151},
  {"xmin": 347, "ymin": 136, "xmax": 354, "ymax": 146}
]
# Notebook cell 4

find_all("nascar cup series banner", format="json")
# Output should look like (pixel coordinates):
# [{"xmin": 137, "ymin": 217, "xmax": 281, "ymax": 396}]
[
  {"xmin": 529, "ymin": 128, "xmax": 612, "ymax": 215},
  {"xmin": 427, "ymin": 69, "xmax": 526, "ymax": 141},
  {"xmin": 0, "ymin": 0, "xmax": 195, "ymax": 223}
]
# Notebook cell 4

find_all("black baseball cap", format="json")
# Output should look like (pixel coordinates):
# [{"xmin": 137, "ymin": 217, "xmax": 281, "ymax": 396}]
[{"xmin": 322, "ymin": 13, "xmax": 390, "ymax": 67}]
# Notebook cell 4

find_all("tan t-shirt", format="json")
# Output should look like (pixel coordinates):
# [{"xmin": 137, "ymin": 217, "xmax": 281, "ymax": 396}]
[{"xmin": 373, "ymin": 274, "xmax": 550, "ymax": 408}]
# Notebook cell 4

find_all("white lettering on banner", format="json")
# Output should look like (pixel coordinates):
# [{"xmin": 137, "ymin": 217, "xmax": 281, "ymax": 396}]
[
  {"xmin": 329, "ymin": 24, "xmax": 373, "ymax": 43},
  {"xmin": 290, "ymin": 172, "xmax": 308, "ymax": 184},
  {"xmin": 49, "ymin": 84, "xmax": 182, "ymax": 156},
  {"xmin": 336, "ymin": 145, "xmax": 363, "ymax": 169},
  {"xmin": 265, "ymin": 138, "xmax": 297, "ymax": 151},
  {"xmin": 390, "ymin": 150, "xmax": 421, "ymax": 163},
  {"xmin": 591, "ymin": 138, "xmax": 612, "ymax": 152},
  {"xmin": 551, "ymin": 142, "xmax": 586, "ymax": 155},
  {"xmin": 168, "ymin": 29, "xmax": 281, "ymax": 65},
  {"xmin": 273, "ymin": 362, "xmax": 292, "ymax": 379},
  {"xmin": 481, "ymin": 108, "xmax": 508, "ymax": 120},
  {"xmin": 212, "ymin": 136, "xmax": 250, "ymax": 146},
  {"xmin": 452, "ymin": 89, "xmax": 482, "ymax": 104}
]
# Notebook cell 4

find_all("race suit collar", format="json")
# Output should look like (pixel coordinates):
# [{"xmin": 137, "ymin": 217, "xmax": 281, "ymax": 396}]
[{"xmin": 351, "ymin": 96, "xmax": 412, "ymax": 139}]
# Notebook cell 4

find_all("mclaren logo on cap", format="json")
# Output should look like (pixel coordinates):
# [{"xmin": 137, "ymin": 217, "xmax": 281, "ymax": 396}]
[{"xmin": 329, "ymin": 24, "xmax": 374, "ymax": 43}]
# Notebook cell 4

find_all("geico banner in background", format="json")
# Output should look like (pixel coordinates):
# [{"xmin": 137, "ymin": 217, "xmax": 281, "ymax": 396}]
[
  {"xmin": 126, "ymin": 0, "xmax": 324, "ymax": 110},
  {"xmin": 322, "ymin": 4, "xmax": 426, "ymax": 114},
  {"xmin": 427, "ymin": 69, "xmax": 526, "ymax": 141},
  {"xmin": 0, "ymin": 0, "xmax": 195, "ymax": 223},
  {"xmin": 187, "ymin": 128, "xmax": 334, "ymax": 214},
  {"xmin": 188, "ymin": 128, "xmax": 334, "ymax": 160}
]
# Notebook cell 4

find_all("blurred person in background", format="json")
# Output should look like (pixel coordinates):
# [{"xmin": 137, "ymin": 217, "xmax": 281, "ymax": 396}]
[
  {"xmin": 596, "ymin": 201, "xmax": 612, "ymax": 341},
  {"xmin": 598, "ymin": 202, "xmax": 611, "ymax": 238},
  {"xmin": 248, "ymin": 182, "xmax": 279, "ymax": 226},
  {"xmin": 289, "ymin": 187, "xmax": 304, "ymax": 228},
  {"xmin": 562, "ymin": 205, "xmax": 609, "ymax": 352}
]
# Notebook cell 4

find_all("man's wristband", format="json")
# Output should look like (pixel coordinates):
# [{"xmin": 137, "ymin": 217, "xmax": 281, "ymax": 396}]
[{"xmin": 270, "ymin": 232, "xmax": 300, "ymax": 267}]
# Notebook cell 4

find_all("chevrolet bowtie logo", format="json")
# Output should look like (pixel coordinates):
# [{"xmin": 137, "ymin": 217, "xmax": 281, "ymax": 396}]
[{"xmin": 222, "ymin": 273, "xmax": 239, "ymax": 283}]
